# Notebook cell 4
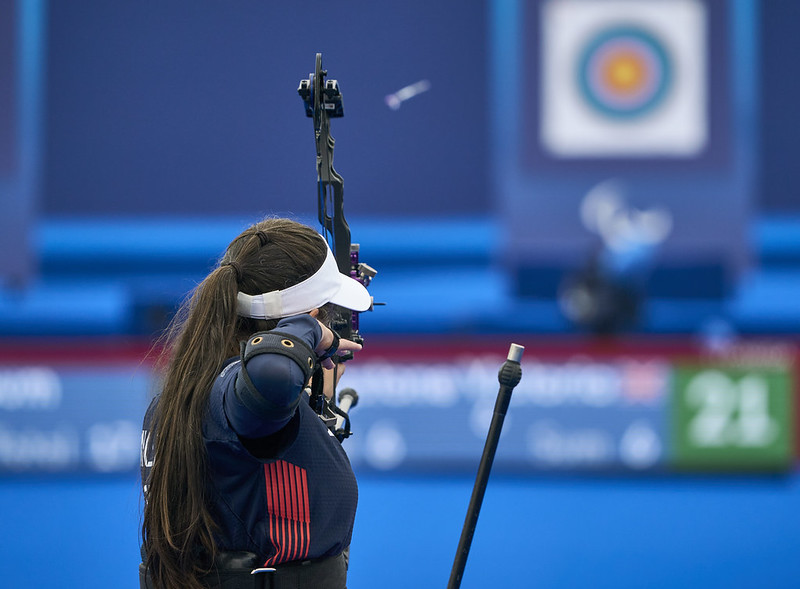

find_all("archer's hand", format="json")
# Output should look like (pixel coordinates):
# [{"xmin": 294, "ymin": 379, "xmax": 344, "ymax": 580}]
[{"xmin": 313, "ymin": 319, "xmax": 362, "ymax": 370}]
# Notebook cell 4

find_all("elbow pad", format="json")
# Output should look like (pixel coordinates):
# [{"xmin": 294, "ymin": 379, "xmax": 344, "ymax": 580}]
[{"xmin": 234, "ymin": 331, "xmax": 318, "ymax": 420}]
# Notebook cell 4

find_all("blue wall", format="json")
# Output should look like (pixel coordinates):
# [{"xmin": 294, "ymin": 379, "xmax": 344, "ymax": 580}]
[
  {"xmin": 34, "ymin": 0, "xmax": 800, "ymax": 218},
  {"xmin": 43, "ymin": 0, "xmax": 489, "ymax": 218}
]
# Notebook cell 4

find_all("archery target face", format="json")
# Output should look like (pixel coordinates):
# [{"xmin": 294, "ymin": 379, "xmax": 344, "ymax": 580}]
[
  {"xmin": 579, "ymin": 28, "xmax": 671, "ymax": 118},
  {"xmin": 540, "ymin": 0, "xmax": 707, "ymax": 157}
]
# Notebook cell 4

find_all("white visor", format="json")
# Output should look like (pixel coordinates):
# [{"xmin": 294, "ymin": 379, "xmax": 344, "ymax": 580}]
[{"xmin": 236, "ymin": 240, "xmax": 371, "ymax": 320}]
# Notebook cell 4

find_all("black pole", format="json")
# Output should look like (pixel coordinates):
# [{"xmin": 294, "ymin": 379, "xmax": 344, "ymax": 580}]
[{"xmin": 447, "ymin": 343, "xmax": 524, "ymax": 589}]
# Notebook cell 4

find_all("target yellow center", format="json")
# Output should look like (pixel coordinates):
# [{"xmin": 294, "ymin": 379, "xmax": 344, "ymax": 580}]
[{"xmin": 604, "ymin": 53, "xmax": 646, "ymax": 94}]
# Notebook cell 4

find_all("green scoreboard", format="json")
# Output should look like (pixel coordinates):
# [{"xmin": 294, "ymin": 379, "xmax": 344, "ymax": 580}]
[{"xmin": 672, "ymin": 363, "xmax": 794, "ymax": 470}]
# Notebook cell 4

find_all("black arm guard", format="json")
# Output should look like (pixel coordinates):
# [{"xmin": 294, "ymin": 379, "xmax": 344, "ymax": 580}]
[{"xmin": 234, "ymin": 331, "xmax": 318, "ymax": 422}]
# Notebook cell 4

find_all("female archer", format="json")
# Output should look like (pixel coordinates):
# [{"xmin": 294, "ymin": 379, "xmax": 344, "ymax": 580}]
[{"xmin": 140, "ymin": 217, "xmax": 370, "ymax": 589}]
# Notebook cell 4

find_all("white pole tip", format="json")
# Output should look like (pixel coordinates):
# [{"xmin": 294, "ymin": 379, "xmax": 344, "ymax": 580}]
[{"xmin": 507, "ymin": 343, "xmax": 524, "ymax": 363}]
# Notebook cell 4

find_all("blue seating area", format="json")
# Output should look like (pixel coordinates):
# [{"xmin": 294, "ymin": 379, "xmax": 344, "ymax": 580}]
[{"xmin": 3, "ymin": 214, "xmax": 800, "ymax": 339}]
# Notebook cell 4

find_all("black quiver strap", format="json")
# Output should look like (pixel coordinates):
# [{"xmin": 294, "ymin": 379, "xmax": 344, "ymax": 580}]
[{"xmin": 234, "ymin": 331, "xmax": 318, "ymax": 423}]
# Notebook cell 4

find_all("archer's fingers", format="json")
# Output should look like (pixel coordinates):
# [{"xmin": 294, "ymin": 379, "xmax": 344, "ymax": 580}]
[{"xmin": 337, "ymin": 338, "xmax": 362, "ymax": 353}]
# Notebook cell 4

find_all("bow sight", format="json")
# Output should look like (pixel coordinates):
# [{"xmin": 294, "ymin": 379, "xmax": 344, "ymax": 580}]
[{"xmin": 298, "ymin": 54, "xmax": 343, "ymax": 119}]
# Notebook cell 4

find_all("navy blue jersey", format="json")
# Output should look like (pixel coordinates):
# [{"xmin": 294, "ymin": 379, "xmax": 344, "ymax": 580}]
[{"xmin": 141, "ymin": 315, "xmax": 357, "ymax": 566}]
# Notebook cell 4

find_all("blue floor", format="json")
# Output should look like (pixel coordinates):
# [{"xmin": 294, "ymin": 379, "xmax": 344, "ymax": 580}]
[{"xmin": 2, "ymin": 471, "xmax": 799, "ymax": 588}]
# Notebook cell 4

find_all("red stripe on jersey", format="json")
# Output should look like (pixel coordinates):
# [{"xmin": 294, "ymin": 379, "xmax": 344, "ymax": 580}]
[
  {"xmin": 264, "ymin": 462, "xmax": 277, "ymax": 566},
  {"xmin": 281, "ymin": 460, "xmax": 293, "ymax": 561},
  {"xmin": 288, "ymin": 462, "xmax": 299, "ymax": 561},
  {"xmin": 278, "ymin": 462, "xmax": 289, "ymax": 562},
  {"xmin": 301, "ymin": 467, "xmax": 310, "ymax": 560},
  {"xmin": 264, "ymin": 463, "xmax": 277, "ymax": 566},
  {"xmin": 263, "ymin": 460, "xmax": 310, "ymax": 566}
]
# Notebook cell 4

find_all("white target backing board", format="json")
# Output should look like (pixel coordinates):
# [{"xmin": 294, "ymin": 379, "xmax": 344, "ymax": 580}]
[{"xmin": 540, "ymin": 0, "xmax": 707, "ymax": 157}]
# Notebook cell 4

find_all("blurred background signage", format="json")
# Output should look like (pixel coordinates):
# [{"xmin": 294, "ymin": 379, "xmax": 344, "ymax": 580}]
[
  {"xmin": 2, "ymin": 340, "xmax": 792, "ymax": 476},
  {"xmin": 0, "ymin": 344, "xmax": 152, "ymax": 474}
]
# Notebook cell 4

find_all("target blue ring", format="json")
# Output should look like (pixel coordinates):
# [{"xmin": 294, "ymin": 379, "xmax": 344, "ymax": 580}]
[{"xmin": 577, "ymin": 26, "xmax": 672, "ymax": 119}]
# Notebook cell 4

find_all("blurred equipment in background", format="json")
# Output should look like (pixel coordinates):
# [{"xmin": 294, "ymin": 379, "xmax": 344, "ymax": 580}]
[{"xmin": 559, "ymin": 179, "xmax": 672, "ymax": 334}]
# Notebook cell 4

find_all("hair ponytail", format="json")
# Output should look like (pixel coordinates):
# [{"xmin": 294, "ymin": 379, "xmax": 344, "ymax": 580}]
[{"xmin": 143, "ymin": 265, "xmax": 240, "ymax": 588}]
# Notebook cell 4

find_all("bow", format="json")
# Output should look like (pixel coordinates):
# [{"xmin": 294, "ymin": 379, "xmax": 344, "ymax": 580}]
[{"xmin": 298, "ymin": 53, "xmax": 376, "ymax": 440}]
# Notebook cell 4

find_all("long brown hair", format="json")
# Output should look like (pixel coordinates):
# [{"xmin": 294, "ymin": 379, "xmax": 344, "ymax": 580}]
[{"xmin": 142, "ymin": 218, "xmax": 327, "ymax": 589}]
